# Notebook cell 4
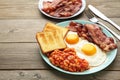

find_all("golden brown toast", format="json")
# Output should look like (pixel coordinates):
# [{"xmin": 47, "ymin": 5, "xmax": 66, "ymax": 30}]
[
  {"xmin": 43, "ymin": 22, "xmax": 69, "ymax": 38},
  {"xmin": 36, "ymin": 30, "xmax": 67, "ymax": 53}
]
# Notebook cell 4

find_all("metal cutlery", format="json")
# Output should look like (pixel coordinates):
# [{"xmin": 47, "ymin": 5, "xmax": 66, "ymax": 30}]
[
  {"xmin": 85, "ymin": 9, "xmax": 120, "ymax": 41},
  {"xmin": 88, "ymin": 5, "xmax": 120, "ymax": 31}
]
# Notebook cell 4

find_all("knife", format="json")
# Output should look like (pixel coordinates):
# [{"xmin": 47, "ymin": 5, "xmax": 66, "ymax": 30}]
[{"xmin": 88, "ymin": 5, "xmax": 120, "ymax": 31}]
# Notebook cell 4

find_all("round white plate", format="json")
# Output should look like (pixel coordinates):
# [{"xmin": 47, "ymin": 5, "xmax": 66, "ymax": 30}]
[
  {"xmin": 38, "ymin": 0, "xmax": 86, "ymax": 19},
  {"xmin": 39, "ymin": 20, "xmax": 117, "ymax": 75}
]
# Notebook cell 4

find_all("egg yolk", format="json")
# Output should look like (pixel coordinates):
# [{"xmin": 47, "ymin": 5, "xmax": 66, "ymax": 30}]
[
  {"xmin": 65, "ymin": 34, "xmax": 79, "ymax": 44},
  {"xmin": 81, "ymin": 44, "xmax": 96, "ymax": 56}
]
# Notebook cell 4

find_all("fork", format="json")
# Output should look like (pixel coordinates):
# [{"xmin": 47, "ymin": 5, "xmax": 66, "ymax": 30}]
[{"xmin": 85, "ymin": 9, "xmax": 120, "ymax": 41}]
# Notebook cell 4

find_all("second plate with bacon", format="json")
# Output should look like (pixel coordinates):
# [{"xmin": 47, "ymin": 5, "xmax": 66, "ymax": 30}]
[{"xmin": 38, "ymin": 0, "xmax": 86, "ymax": 19}]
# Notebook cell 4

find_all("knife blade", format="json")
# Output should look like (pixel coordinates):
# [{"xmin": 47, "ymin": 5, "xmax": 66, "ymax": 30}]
[{"xmin": 88, "ymin": 5, "xmax": 120, "ymax": 31}]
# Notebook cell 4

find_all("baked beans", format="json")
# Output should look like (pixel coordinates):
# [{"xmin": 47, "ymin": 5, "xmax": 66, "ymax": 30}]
[{"xmin": 48, "ymin": 48, "xmax": 89, "ymax": 72}]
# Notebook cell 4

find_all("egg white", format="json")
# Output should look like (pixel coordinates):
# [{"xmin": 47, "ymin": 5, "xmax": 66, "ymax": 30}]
[{"xmin": 65, "ymin": 31, "xmax": 107, "ymax": 67}]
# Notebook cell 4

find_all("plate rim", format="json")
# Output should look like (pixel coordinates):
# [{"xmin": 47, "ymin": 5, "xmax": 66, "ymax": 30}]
[
  {"xmin": 38, "ymin": 20, "xmax": 118, "ymax": 75},
  {"xmin": 38, "ymin": 0, "xmax": 86, "ymax": 19}
]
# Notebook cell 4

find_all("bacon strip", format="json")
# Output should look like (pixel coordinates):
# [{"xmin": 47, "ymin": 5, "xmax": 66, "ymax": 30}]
[
  {"xmin": 67, "ymin": 22, "xmax": 117, "ymax": 52},
  {"xmin": 42, "ymin": 0, "xmax": 82, "ymax": 17},
  {"xmin": 85, "ymin": 24, "xmax": 117, "ymax": 51}
]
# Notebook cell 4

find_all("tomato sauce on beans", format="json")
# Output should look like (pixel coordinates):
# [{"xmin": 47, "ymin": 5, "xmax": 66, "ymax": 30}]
[{"xmin": 48, "ymin": 48, "xmax": 89, "ymax": 72}]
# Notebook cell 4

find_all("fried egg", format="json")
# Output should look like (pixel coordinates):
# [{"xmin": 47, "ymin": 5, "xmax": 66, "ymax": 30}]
[
  {"xmin": 65, "ymin": 31, "xmax": 79, "ymax": 44},
  {"xmin": 65, "ymin": 31, "xmax": 107, "ymax": 67}
]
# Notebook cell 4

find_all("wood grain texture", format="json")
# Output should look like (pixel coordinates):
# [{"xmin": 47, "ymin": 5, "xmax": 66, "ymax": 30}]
[
  {"xmin": 0, "ymin": 70, "xmax": 120, "ymax": 80},
  {"xmin": 86, "ymin": 1, "xmax": 120, "ymax": 18},
  {"xmin": 0, "ymin": 0, "xmax": 37, "ymax": 4},
  {"xmin": 0, "ymin": 18, "xmax": 119, "ymax": 42},
  {"xmin": 0, "ymin": 0, "xmax": 119, "ymax": 19},
  {"xmin": 0, "ymin": 43, "xmax": 120, "ymax": 70},
  {"xmin": 0, "ymin": 0, "xmax": 120, "ymax": 79}
]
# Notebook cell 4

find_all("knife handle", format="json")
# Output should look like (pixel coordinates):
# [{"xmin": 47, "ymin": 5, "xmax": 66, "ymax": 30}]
[{"xmin": 106, "ymin": 19, "xmax": 120, "ymax": 31}]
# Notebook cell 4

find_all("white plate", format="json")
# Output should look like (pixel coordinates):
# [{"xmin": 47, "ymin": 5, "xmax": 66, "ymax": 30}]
[
  {"xmin": 38, "ymin": 20, "xmax": 118, "ymax": 75},
  {"xmin": 38, "ymin": 0, "xmax": 86, "ymax": 19}
]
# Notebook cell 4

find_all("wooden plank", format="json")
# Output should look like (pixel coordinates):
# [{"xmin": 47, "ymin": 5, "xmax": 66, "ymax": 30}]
[
  {"xmin": 86, "ymin": 0, "xmax": 120, "ymax": 18},
  {"xmin": 0, "ymin": 19, "xmax": 46, "ymax": 42},
  {"xmin": 0, "ymin": 0, "xmax": 119, "ymax": 5},
  {"xmin": 0, "ymin": 43, "xmax": 48, "ymax": 69},
  {"xmin": 0, "ymin": 1, "xmax": 119, "ymax": 19},
  {"xmin": 0, "ymin": 70, "xmax": 120, "ymax": 80},
  {"xmin": 0, "ymin": 0, "xmax": 37, "ymax": 4},
  {"xmin": 0, "ymin": 43, "xmax": 120, "ymax": 70},
  {"xmin": 0, "ymin": 4, "xmax": 82, "ymax": 19},
  {"xmin": 0, "ymin": 4, "xmax": 40, "ymax": 19},
  {"xmin": 0, "ymin": 18, "xmax": 120, "ymax": 42}
]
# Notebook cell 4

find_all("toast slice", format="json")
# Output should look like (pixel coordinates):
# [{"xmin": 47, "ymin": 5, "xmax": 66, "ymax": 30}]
[
  {"xmin": 36, "ymin": 30, "xmax": 67, "ymax": 53},
  {"xmin": 43, "ymin": 22, "xmax": 69, "ymax": 38}
]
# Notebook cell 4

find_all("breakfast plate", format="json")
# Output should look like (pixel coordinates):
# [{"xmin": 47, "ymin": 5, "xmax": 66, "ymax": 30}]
[
  {"xmin": 39, "ymin": 20, "xmax": 117, "ymax": 75},
  {"xmin": 38, "ymin": 0, "xmax": 86, "ymax": 19}
]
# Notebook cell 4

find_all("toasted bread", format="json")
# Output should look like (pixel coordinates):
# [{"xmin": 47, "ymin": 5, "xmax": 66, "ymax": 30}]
[
  {"xmin": 36, "ymin": 30, "xmax": 67, "ymax": 53},
  {"xmin": 43, "ymin": 22, "xmax": 69, "ymax": 38}
]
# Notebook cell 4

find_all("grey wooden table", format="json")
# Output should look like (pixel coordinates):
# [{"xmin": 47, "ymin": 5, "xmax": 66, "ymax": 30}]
[{"xmin": 0, "ymin": 0, "xmax": 120, "ymax": 80}]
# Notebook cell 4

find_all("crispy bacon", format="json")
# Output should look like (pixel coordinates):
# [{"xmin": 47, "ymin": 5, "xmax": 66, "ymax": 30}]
[
  {"xmin": 67, "ymin": 22, "xmax": 117, "ymax": 52},
  {"xmin": 42, "ymin": 0, "xmax": 82, "ymax": 17},
  {"xmin": 85, "ymin": 24, "xmax": 117, "ymax": 51},
  {"xmin": 67, "ymin": 21, "xmax": 83, "ymax": 31}
]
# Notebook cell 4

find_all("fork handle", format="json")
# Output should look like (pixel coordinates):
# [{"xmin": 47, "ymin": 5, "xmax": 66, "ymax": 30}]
[{"xmin": 97, "ymin": 21, "xmax": 120, "ymax": 41}]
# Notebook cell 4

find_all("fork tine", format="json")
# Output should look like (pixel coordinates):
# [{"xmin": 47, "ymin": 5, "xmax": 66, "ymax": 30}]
[
  {"xmin": 85, "ymin": 9, "xmax": 120, "ymax": 40},
  {"xmin": 88, "ymin": 9, "xmax": 95, "ymax": 17},
  {"xmin": 85, "ymin": 9, "xmax": 94, "ymax": 19}
]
